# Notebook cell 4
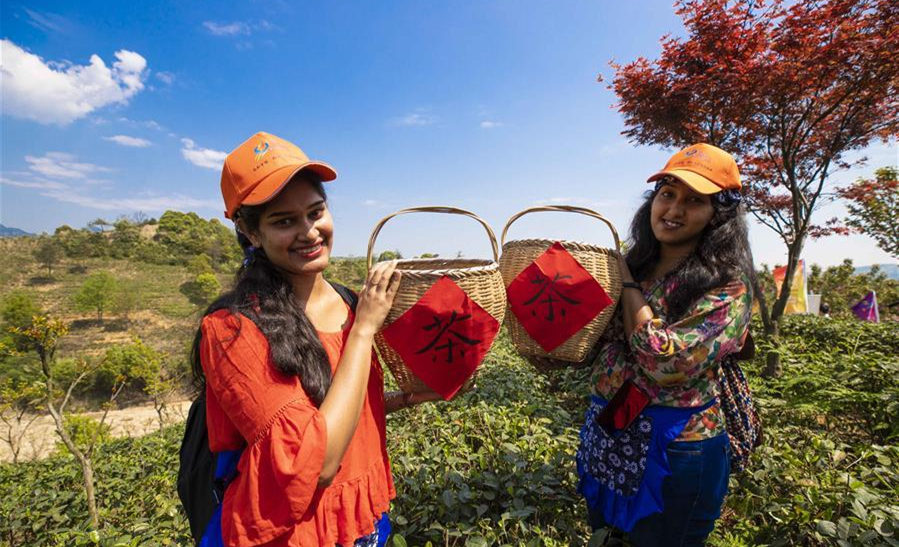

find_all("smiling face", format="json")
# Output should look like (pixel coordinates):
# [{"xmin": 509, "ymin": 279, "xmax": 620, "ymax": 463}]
[
  {"xmin": 244, "ymin": 177, "xmax": 333, "ymax": 278},
  {"xmin": 650, "ymin": 179, "xmax": 715, "ymax": 253}
]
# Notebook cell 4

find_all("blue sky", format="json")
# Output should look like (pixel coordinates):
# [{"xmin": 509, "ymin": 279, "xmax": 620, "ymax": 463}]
[{"xmin": 1, "ymin": 1, "xmax": 896, "ymax": 269}]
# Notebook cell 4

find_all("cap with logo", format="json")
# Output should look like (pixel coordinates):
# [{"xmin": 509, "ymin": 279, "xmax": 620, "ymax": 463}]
[
  {"xmin": 220, "ymin": 131, "xmax": 337, "ymax": 219},
  {"xmin": 646, "ymin": 143, "xmax": 741, "ymax": 194}
]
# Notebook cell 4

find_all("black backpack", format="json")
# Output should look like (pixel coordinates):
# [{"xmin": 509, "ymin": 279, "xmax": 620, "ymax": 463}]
[{"xmin": 177, "ymin": 282, "xmax": 358, "ymax": 544}]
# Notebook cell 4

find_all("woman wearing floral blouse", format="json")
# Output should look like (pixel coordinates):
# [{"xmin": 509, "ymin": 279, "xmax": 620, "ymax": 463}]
[{"xmin": 541, "ymin": 144, "xmax": 755, "ymax": 546}]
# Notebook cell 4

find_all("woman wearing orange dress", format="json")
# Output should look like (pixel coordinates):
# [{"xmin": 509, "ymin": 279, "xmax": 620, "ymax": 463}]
[{"xmin": 191, "ymin": 131, "xmax": 437, "ymax": 546}]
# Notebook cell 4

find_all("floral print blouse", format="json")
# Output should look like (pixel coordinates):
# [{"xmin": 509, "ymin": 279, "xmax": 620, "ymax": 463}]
[{"xmin": 590, "ymin": 273, "xmax": 752, "ymax": 441}]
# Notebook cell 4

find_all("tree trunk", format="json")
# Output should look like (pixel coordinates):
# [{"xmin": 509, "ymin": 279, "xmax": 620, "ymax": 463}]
[
  {"xmin": 751, "ymin": 275, "xmax": 783, "ymax": 377},
  {"xmin": 763, "ymin": 319, "xmax": 781, "ymax": 377},
  {"xmin": 45, "ymin": 399, "xmax": 100, "ymax": 529},
  {"xmin": 760, "ymin": 228, "xmax": 809, "ymax": 377},
  {"xmin": 155, "ymin": 398, "xmax": 166, "ymax": 431}
]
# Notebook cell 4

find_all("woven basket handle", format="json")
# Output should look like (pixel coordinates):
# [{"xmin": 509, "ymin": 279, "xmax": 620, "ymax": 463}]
[
  {"xmin": 366, "ymin": 206, "xmax": 500, "ymax": 269},
  {"xmin": 500, "ymin": 205, "xmax": 621, "ymax": 250}
]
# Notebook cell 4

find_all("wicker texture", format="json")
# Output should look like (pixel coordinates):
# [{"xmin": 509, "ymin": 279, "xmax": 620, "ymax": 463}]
[
  {"xmin": 499, "ymin": 205, "xmax": 622, "ymax": 364},
  {"xmin": 367, "ymin": 207, "xmax": 507, "ymax": 394}
]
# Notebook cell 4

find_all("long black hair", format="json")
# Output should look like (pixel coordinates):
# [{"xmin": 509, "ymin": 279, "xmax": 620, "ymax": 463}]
[
  {"xmin": 625, "ymin": 179, "xmax": 756, "ymax": 321},
  {"xmin": 190, "ymin": 177, "xmax": 332, "ymax": 405}
]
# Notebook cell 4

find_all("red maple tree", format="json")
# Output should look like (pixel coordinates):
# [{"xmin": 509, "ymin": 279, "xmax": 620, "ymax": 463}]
[{"xmin": 609, "ymin": 0, "xmax": 899, "ymax": 375}]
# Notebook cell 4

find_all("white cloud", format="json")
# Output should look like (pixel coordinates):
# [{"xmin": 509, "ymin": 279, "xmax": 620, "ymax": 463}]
[
  {"xmin": 23, "ymin": 8, "xmax": 69, "ymax": 33},
  {"xmin": 118, "ymin": 117, "xmax": 164, "ymax": 131},
  {"xmin": 0, "ymin": 175, "xmax": 67, "ymax": 190},
  {"xmin": 104, "ymin": 135, "xmax": 152, "ymax": 147},
  {"xmin": 480, "ymin": 120, "xmax": 503, "ymax": 129},
  {"xmin": 38, "ymin": 190, "xmax": 221, "ymax": 212},
  {"xmin": 0, "ymin": 39, "xmax": 148, "ymax": 125},
  {"xmin": 203, "ymin": 21, "xmax": 251, "ymax": 36},
  {"xmin": 391, "ymin": 110, "xmax": 438, "ymax": 127},
  {"xmin": 4, "ymin": 152, "xmax": 219, "ymax": 214},
  {"xmin": 25, "ymin": 152, "xmax": 111, "ymax": 179},
  {"xmin": 181, "ymin": 138, "xmax": 227, "ymax": 170},
  {"xmin": 155, "ymin": 71, "xmax": 175, "ymax": 85}
]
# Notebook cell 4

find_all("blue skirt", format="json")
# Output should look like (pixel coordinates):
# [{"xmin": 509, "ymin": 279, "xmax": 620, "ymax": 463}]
[{"xmin": 576, "ymin": 395, "xmax": 715, "ymax": 532}]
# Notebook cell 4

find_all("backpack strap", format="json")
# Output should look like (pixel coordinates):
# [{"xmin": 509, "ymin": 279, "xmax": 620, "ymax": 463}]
[{"xmin": 328, "ymin": 281, "xmax": 358, "ymax": 311}]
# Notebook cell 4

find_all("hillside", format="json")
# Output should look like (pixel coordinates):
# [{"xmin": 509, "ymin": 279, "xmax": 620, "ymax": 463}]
[
  {"xmin": 0, "ymin": 224, "xmax": 31, "ymax": 238},
  {"xmin": 0, "ymin": 237, "xmax": 213, "ymax": 363}
]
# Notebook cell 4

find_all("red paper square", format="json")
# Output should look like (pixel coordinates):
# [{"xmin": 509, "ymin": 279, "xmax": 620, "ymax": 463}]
[
  {"xmin": 507, "ymin": 242, "xmax": 613, "ymax": 352},
  {"xmin": 382, "ymin": 276, "xmax": 500, "ymax": 400}
]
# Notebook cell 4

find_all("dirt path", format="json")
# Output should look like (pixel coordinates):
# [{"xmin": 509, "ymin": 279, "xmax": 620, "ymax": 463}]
[{"xmin": 1, "ymin": 400, "xmax": 192, "ymax": 463}]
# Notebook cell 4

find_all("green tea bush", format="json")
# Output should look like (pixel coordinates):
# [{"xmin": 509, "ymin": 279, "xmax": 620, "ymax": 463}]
[
  {"xmin": 0, "ymin": 318, "xmax": 896, "ymax": 546},
  {"xmin": 756, "ymin": 316, "xmax": 899, "ymax": 443},
  {"xmin": 0, "ymin": 426, "xmax": 190, "ymax": 546},
  {"xmin": 386, "ymin": 334, "xmax": 590, "ymax": 545},
  {"xmin": 714, "ymin": 315, "xmax": 899, "ymax": 546}
]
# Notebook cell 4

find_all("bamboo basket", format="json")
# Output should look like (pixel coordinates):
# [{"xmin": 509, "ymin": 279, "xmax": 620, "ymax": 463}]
[
  {"xmin": 499, "ymin": 205, "xmax": 622, "ymax": 366},
  {"xmin": 367, "ymin": 206, "xmax": 507, "ymax": 395}
]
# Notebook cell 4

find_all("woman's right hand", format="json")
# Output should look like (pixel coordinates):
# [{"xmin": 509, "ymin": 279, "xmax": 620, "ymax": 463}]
[{"xmin": 354, "ymin": 260, "xmax": 402, "ymax": 336}]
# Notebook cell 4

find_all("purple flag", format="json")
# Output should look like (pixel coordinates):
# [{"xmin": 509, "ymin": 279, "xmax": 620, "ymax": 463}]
[{"xmin": 851, "ymin": 291, "xmax": 880, "ymax": 323}]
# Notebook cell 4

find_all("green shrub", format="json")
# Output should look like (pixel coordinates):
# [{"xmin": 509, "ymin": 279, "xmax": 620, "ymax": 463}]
[
  {"xmin": 0, "ymin": 426, "xmax": 190, "ymax": 546},
  {"xmin": 387, "ymin": 335, "xmax": 590, "ymax": 545},
  {"xmin": 714, "ymin": 315, "xmax": 899, "ymax": 545},
  {"xmin": 1, "ymin": 318, "xmax": 897, "ymax": 546},
  {"xmin": 179, "ymin": 273, "xmax": 222, "ymax": 307},
  {"xmin": 55, "ymin": 415, "xmax": 112, "ymax": 456}
]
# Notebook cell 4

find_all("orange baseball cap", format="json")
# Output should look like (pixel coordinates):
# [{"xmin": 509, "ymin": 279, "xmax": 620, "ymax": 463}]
[
  {"xmin": 220, "ymin": 131, "xmax": 337, "ymax": 219},
  {"xmin": 646, "ymin": 143, "xmax": 741, "ymax": 194}
]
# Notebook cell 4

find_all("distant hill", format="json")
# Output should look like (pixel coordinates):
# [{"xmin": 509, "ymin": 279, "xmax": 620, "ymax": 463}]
[
  {"xmin": 0, "ymin": 224, "xmax": 31, "ymax": 237},
  {"xmin": 855, "ymin": 263, "xmax": 899, "ymax": 280}
]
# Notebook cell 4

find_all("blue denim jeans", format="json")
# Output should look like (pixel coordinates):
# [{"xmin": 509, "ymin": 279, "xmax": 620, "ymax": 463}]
[{"xmin": 588, "ymin": 434, "xmax": 731, "ymax": 547}]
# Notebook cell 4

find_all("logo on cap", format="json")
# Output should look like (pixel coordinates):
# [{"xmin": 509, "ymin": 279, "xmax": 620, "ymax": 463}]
[
  {"xmin": 685, "ymin": 148, "xmax": 698, "ymax": 157},
  {"xmin": 253, "ymin": 141, "xmax": 270, "ymax": 162}
]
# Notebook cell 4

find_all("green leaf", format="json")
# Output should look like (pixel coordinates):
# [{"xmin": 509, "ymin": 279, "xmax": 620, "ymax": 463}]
[{"xmin": 817, "ymin": 520, "xmax": 838, "ymax": 537}]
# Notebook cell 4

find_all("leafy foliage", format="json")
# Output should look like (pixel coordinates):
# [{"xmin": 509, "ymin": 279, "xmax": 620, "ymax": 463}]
[
  {"xmin": 0, "ymin": 306, "xmax": 896, "ymax": 545},
  {"xmin": 0, "ymin": 426, "xmax": 190, "ymax": 546},
  {"xmin": 73, "ymin": 272, "xmax": 118, "ymax": 322},
  {"xmin": 1, "ymin": 290, "xmax": 42, "ymax": 352},
  {"xmin": 179, "ymin": 272, "xmax": 222, "ymax": 307},
  {"xmin": 49, "ymin": 211, "xmax": 241, "ymax": 271},
  {"xmin": 387, "ymin": 334, "xmax": 590, "ymax": 545},
  {"xmin": 155, "ymin": 211, "xmax": 240, "ymax": 268},
  {"xmin": 32, "ymin": 237, "xmax": 64, "ymax": 277},
  {"xmin": 837, "ymin": 167, "xmax": 899, "ymax": 259},
  {"xmin": 716, "ymin": 316, "xmax": 899, "ymax": 546}
]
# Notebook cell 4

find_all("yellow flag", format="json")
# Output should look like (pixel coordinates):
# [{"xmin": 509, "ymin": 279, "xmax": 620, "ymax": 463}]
[{"xmin": 773, "ymin": 260, "xmax": 808, "ymax": 314}]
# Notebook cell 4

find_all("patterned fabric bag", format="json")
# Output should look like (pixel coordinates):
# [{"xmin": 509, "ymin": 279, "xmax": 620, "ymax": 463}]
[{"xmin": 718, "ymin": 356, "xmax": 762, "ymax": 472}]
